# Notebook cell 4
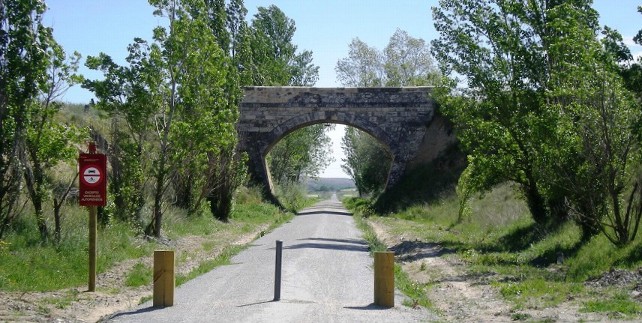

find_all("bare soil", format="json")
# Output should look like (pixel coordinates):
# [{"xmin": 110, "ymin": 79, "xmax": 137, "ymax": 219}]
[
  {"xmin": 0, "ymin": 224, "xmax": 268, "ymax": 323},
  {"xmin": 4, "ymin": 214, "xmax": 640, "ymax": 322},
  {"xmin": 368, "ymin": 218, "xmax": 624, "ymax": 322}
]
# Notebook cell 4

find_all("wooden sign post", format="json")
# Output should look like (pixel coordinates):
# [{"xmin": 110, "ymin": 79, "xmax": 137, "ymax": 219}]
[{"xmin": 79, "ymin": 142, "xmax": 107, "ymax": 292}]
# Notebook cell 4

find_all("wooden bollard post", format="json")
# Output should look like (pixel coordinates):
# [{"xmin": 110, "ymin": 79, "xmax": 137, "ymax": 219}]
[
  {"xmin": 88, "ymin": 206, "xmax": 97, "ymax": 292},
  {"xmin": 374, "ymin": 251, "xmax": 394, "ymax": 307},
  {"xmin": 153, "ymin": 250, "xmax": 175, "ymax": 307}
]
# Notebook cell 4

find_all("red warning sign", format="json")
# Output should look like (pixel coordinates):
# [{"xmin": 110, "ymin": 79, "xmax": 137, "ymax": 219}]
[{"xmin": 79, "ymin": 153, "xmax": 107, "ymax": 206}]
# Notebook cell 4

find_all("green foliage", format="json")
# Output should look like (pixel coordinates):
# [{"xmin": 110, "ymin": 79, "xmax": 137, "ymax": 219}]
[
  {"xmin": 274, "ymin": 183, "xmax": 315, "ymax": 213},
  {"xmin": 0, "ymin": 1, "xmax": 87, "ymax": 243},
  {"xmin": 432, "ymin": 0, "xmax": 642, "ymax": 245},
  {"xmin": 0, "ymin": 1, "xmax": 41, "ymax": 238},
  {"xmin": 84, "ymin": 0, "xmax": 242, "ymax": 236},
  {"xmin": 267, "ymin": 124, "xmax": 334, "ymax": 186},
  {"xmin": 581, "ymin": 293, "xmax": 642, "ymax": 317},
  {"xmin": 603, "ymin": 8, "xmax": 642, "ymax": 102},
  {"xmin": 125, "ymin": 263, "xmax": 151, "ymax": 287},
  {"xmin": 375, "ymin": 143, "xmax": 464, "ymax": 213},
  {"xmin": 336, "ymin": 30, "xmax": 438, "ymax": 198},
  {"xmin": 336, "ymin": 29, "xmax": 439, "ymax": 87},
  {"xmin": 341, "ymin": 127, "xmax": 391, "ymax": 197},
  {"xmin": 343, "ymin": 196, "xmax": 376, "ymax": 219},
  {"xmin": 0, "ymin": 186, "xmax": 290, "ymax": 292},
  {"xmin": 244, "ymin": 5, "xmax": 319, "ymax": 86}
]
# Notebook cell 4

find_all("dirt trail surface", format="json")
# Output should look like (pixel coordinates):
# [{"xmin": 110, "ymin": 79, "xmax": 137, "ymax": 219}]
[
  {"xmin": 368, "ymin": 218, "xmax": 612, "ymax": 322},
  {"xmin": 106, "ymin": 195, "xmax": 434, "ymax": 322}
]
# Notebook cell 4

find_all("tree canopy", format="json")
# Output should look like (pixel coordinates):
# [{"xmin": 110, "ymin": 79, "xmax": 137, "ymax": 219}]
[
  {"xmin": 432, "ymin": 0, "xmax": 642, "ymax": 244},
  {"xmin": 337, "ymin": 29, "xmax": 438, "ymax": 196}
]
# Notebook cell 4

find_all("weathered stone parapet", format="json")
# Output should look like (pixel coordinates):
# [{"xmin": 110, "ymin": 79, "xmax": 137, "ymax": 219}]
[{"xmin": 238, "ymin": 86, "xmax": 444, "ymax": 200}]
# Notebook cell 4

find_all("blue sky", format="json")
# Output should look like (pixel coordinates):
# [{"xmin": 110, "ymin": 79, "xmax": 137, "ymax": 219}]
[{"xmin": 44, "ymin": 0, "xmax": 642, "ymax": 178}]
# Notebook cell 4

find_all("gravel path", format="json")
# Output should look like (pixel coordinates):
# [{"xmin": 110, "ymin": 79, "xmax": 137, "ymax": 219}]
[{"xmin": 106, "ymin": 195, "xmax": 433, "ymax": 322}]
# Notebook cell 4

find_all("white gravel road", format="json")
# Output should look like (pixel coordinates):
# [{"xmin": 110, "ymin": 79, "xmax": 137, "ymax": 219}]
[{"xmin": 106, "ymin": 195, "xmax": 434, "ymax": 322}]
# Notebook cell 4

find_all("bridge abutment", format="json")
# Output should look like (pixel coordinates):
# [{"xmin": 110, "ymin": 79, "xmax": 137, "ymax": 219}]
[{"xmin": 237, "ymin": 86, "xmax": 449, "ymax": 201}]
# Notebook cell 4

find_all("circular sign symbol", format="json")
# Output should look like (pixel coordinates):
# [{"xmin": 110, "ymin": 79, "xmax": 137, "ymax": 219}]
[{"xmin": 82, "ymin": 166, "xmax": 102, "ymax": 186}]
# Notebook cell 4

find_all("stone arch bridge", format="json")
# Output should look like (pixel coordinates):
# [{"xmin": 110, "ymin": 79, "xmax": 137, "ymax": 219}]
[{"xmin": 237, "ymin": 86, "xmax": 454, "ymax": 198}]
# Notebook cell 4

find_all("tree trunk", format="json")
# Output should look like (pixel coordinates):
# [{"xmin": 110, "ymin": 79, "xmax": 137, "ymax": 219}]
[
  {"xmin": 147, "ymin": 164, "xmax": 167, "ymax": 237},
  {"xmin": 21, "ymin": 146, "xmax": 48, "ymax": 242},
  {"xmin": 524, "ymin": 182, "xmax": 548, "ymax": 226}
]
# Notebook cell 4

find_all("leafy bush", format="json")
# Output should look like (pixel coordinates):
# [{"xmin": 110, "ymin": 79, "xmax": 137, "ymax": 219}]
[{"xmin": 274, "ymin": 183, "xmax": 314, "ymax": 213}]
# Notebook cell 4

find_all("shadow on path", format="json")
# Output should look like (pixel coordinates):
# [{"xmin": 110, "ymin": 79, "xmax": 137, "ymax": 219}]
[
  {"xmin": 299, "ymin": 237, "xmax": 367, "ymax": 245},
  {"xmin": 296, "ymin": 210, "xmax": 353, "ymax": 216},
  {"xmin": 107, "ymin": 306, "xmax": 163, "ymax": 320},
  {"xmin": 236, "ymin": 300, "xmax": 277, "ymax": 308},
  {"xmin": 285, "ymin": 242, "xmax": 368, "ymax": 252},
  {"xmin": 344, "ymin": 303, "xmax": 393, "ymax": 311}
]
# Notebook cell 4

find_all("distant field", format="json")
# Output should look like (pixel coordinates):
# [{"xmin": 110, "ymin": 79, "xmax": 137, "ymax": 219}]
[{"xmin": 306, "ymin": 177, "xmax": 355, "ymax": 192}]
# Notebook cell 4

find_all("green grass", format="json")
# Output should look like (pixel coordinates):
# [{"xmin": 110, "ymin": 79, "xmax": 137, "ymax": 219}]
[
  {"xmin": 581, "ymin": 292, "xmax": 642, "ymax": 318},
  {"xmin": 0, "ymin": 210, "xmax": 155, "ymax": 291},
  {"xmin": 348, "ymin": 204, "xmax": 433, "ymax": 308},
  {"xmin": 497, "ymin": 278, "xmax": 584, "ymax": 309},
  {"xmin": 125, "ymin": 263, "xmax": 152, "ymax": 287},
  {"xmin": 40, "ymin": 289, "xmax": 81, "ymax": 309},
  {"xmin": 175, "ymin": 245, "xmax": 246, "ymax": 286},
  {"xmin": 345, "ymin": 174, "xmax": 642, "ymax": 317},
  {"xmin": 395, "ymin": 264, "xmax": 433, "ymax": 308},
  {"xmin": 0, "ymin": 187, "xmax": 292, "ymax": 292}
]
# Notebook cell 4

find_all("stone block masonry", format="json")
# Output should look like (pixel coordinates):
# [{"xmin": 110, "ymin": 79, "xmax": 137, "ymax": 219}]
[{"xmin": 238, "ymin": 86, "xmax": 450, "ymax": 199}]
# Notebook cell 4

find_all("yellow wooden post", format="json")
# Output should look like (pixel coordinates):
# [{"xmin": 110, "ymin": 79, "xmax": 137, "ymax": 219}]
[
  {"xmin": 153, "ymin": 250, "xmax": 175, "ymax": 307},
  {"xmin": 374, "ymin": 251, "xmax": 394, "ymax": 307},
  {"xmin": 88, "ymin": 206, "xmax": 97, "ymax": 292}
]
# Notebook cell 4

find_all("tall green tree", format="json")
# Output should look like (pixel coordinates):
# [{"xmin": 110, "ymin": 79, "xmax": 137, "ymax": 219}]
[
  {"xmin": 22, "ymin": 42, "xmax": 83, "ymax": 243},
  {"xmin": 225, "ymin": 0, "xmax": 248, "ymax": 60},
  {"xmin": 244, "ymin": 5, "xmax": 319, "ymax": 86},
  {"xmin": 0, "ymin": 0, "xmax": 58, "ymax": 239},
  {"xmin": 336, "ymin": 38, "xmax": 383, "ymax": 87},
  {"xmin": 336, "ymin": 29, "xmax": 439, "ymax": 87},
  {"xmin": 432, "ymin": 0, "xmax": 585, "ymax": 225},
  {"xmin": 546, "ymin": 4, "xmax": 642, "ymax": 245},
  {"xmin": 84, "ymin": 43, "xmax": 157, "ymax": 224},
  {"xmin": 341, "ymin": 127, "xmax": 391, "ymax": 196},
  {"xmin": 336, "ymin": 29, "xmax": 438, "ymax": 195},
  {"xmin": 267, "ymin": 125, "xmax": 334, "ymax": 185},
  {"xmin": 601, "ymin": 7, "xmax": 642, "ymax": 102},
  {"xmin": 432, "ymin": 0, "xmax": 642, "ymax": 243},
  {"xmin": 85, "ymin": 0, "xmax": 239, "ymax": 237}
]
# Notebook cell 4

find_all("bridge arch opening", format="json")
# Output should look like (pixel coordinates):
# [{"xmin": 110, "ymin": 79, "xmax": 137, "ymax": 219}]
[
  {"xmin": 264, "ymin": 120, "xmax": 394, "ymax": 201},
  {"xmin": 237, "ymin": 86, "xmax": 439, "ymax": 203}
]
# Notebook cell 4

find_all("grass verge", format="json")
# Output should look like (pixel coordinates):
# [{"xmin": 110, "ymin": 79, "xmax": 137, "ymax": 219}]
[
  {"xmin": 0, "ymin": 187, "xmax": 292, "ymax": 292},
  {"xmin": 175, "ymin": 245, "xmax": 246, "ymax": 286},
  {"xmin": 347, "ymin": 177, "xmax": 642, "ymax": 318},
  {"xmin": 348, "ymin": 199, "xmax": 433, "ymax": 309}
]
